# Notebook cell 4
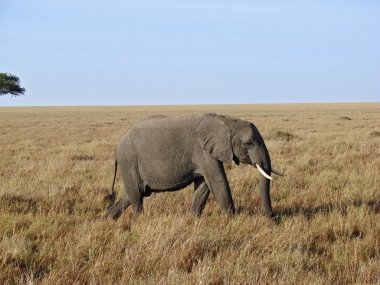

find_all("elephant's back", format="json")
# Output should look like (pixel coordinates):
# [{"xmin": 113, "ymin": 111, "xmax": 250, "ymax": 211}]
[
  {"xmin": 119, "ymin": 115, "xmax": 198, "ymax": 153},
  {"xmin": 129, "ymin": 115, "xmax": 196, "ymax": 135}
]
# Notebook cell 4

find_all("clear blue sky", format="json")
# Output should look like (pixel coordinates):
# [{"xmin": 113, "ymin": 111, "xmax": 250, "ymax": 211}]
[{"xmin": 0, "ymin": 0, "xmax": 379, "ymax": 106}]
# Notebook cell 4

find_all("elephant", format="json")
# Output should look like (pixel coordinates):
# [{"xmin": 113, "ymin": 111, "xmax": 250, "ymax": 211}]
[{"xmin": 106, "ymin": 113, "xmax": 284, "ymax": 219}]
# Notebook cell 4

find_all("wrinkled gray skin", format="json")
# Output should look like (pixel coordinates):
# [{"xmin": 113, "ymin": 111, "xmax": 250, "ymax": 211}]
[{"xmin": 107, "ymin": 113, "xmax": 275, "ymax": 219}]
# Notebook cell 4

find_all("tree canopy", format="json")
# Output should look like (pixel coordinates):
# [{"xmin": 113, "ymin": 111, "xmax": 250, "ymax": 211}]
[{"xmin": 0, "ymin": 73, "xmax": 26, "ymax": 96}]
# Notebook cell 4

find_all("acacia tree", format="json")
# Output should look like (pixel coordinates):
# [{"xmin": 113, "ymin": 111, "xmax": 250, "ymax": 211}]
[{"xmin": 0, "ymin": 73, "xmax": 26, "ymax": 96}]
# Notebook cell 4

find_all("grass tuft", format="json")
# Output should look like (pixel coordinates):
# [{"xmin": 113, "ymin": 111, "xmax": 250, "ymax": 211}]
[
  {"xmin": 270, "ymin": 130, "xmax": 298, "ymax": 141},
  {"xmin": 71, "ymin": 154, "xmax": 95, "ymax": 161},
  {"xmin": 370, "ymin": 131, "xmax": 380, "ymax": 138},
  {"xmin": 339, "ymin": 116, "xmax": 352, "ymax": 120}
]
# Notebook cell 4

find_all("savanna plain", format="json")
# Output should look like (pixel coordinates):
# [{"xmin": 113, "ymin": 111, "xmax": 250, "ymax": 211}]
[{"xmin": 1, "ymin": 103, "xmax": 379, "ymax": 284}]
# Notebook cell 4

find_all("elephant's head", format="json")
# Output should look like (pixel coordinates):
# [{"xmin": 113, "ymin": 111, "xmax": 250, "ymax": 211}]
[{"xmin": 196, "ymin": 113, "xmax": 285, "ymax": 217}]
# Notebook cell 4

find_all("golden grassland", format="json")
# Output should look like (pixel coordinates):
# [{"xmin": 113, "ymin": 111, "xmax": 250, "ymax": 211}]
[{"xmin": 0, "ymin": 103, "xmax": 379, "ymax": 284}]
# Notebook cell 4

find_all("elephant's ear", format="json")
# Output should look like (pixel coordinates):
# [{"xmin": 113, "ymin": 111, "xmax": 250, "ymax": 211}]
[{"xmin": 195, "ymin": 113, "xmax": 233, "ymax": 163}]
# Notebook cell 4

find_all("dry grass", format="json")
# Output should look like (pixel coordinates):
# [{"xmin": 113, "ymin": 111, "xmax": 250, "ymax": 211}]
[{"xmin": 0, "ymin": 103, "xmax": 379, "ymax": 284}]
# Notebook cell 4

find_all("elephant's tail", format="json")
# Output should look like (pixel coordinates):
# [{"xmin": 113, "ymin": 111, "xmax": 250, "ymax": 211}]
[{"xmin": 105, "ymin": 151, "xmax": 117, "ymax": 209}]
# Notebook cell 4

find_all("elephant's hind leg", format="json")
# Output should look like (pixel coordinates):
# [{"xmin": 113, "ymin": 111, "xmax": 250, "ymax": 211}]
[
  {"xmin": 190, "ymin": 178, "xmax": 210, "ymax": 217},
  {"xmin": 107, "ymin": 161, "xmax": 143, "ymax": 219},
  {"xmin": 119, "ymin": 163, "xmax": 144, "ymax": 216}
]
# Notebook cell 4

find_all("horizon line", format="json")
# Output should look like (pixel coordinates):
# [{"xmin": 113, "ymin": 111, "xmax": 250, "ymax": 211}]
[{"xmin": 1, "ymin": 101, "xmax": 380, "ymax": 108}]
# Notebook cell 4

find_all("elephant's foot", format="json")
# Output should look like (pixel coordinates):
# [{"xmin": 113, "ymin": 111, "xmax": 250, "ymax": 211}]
[
  {"xmin": 223, "ymin": 204, "xmax": 236, "ymax": 215},
  {"xmin": 266, "ymin": 211, "xmax": 280, "ymax": 224},
  {"xmin": 107, "ymin": 199, "xmax": 131, "ymax": 220},
  {"xmin": 131, "ymin": 201, "xmax": 143, "ymax": 215}
]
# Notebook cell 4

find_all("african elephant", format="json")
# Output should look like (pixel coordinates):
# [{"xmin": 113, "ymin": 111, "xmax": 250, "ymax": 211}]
[{"xmin": 106, "ymin": 113, "xmax": 284, "ymax": 219}]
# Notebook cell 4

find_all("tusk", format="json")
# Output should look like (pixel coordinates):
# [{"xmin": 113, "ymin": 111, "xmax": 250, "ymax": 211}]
[
  {"xmin": 271, "ymin": 167, "xmax": 286, "ymax": 176},
  {"xmin": 256, "ymin": 164, "xmax": 272, "ymax": 180}
]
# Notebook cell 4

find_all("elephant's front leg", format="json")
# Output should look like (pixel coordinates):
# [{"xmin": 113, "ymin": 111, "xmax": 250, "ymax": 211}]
[
  {"xmin": 199, "ymin": 158, "xmax": 235, "ymax": 214},
  {"xmin": 190, "ymin": 178, "xmax": 210, "ymax": 217}
]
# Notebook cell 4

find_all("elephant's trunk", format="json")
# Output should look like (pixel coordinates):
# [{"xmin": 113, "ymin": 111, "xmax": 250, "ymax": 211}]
[
  {"xmin": 250, "ymin": 146, "xmax": 275, "ymax": 217},
  {"xmin": 258, "ymin": 172, "xmax": 274, "ymax": 217}
]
